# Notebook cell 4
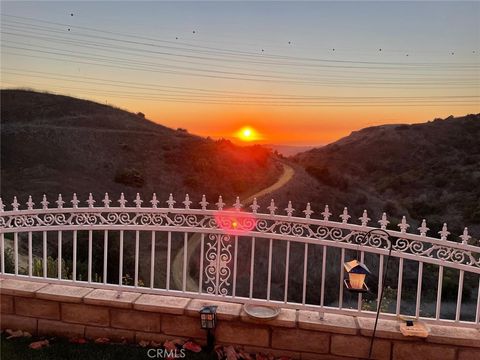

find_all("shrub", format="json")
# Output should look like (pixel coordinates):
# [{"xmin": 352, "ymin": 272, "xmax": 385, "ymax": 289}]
[
  {"xmin": 32, "ymin": 256, "xmax": 70, "ymax": 279},
  {"xmin": 114, "ymin": 168, "xmax": 145, "ymax": 187}
]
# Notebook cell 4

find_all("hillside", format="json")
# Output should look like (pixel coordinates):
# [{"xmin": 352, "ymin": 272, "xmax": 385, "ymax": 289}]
[
  {"xmin": 0, "ymin": 89, "xmax": 282, "ymax": 205},
  {"xmin": 287, "ymin": 114, "xmax": 480, "ymax": 239}
]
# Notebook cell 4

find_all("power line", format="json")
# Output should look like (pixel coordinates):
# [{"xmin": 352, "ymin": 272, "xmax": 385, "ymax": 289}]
[
  {"xmin": 3, "ymin": 28, "xmax": 477, "ymax": 79},
  {"xmin": 3, "ymin": 38, "xmax": 477, "ymax": 86},
  {"xmin": 4, "ymin": 67, "xmax": 477, "ymax": 100},
  {"xmin": 3, "ymin": 48, "xmax": 478, "ymax": 89},
  {"xmin": 2, "ymin": 75, "xmax": 479, "ymax": 106},
  {"xmin": 1, "ymin": 14, "xmax": 478, "ymax": 68}
]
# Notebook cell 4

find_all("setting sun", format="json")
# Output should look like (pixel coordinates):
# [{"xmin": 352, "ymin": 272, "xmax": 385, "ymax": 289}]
[{"xmin": 236, "ymin": 126, "xmax": 262, "ymax": 142}]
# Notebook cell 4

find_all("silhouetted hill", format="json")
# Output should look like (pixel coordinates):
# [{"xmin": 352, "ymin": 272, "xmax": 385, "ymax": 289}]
[
  {"xmin": 288, "ymin": 114, "xmax": 480, "ymax": 239},
  {"xmin": 1, "ymin": 89, "xmax": 282, "ymax": 205}
]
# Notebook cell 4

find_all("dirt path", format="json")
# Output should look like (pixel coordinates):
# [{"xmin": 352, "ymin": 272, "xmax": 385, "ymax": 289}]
[{"xmin": 171, "ymin": 161, "xmax": 294, "ymax": 291}]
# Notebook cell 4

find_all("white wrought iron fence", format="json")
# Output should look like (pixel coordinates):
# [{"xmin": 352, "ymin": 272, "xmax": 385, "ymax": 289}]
[{"xmin": 0, "ymin": 193, "xmax": 479, "ymax": 328}]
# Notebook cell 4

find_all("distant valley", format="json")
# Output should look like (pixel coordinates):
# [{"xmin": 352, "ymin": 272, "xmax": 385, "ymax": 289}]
[{"xmin": 1, "ymin": 89, "xmax": 479, "ymax": 241}]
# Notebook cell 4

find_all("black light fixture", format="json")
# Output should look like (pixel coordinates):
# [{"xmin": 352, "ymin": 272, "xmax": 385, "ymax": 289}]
[{"xmin": 199, "ymin": 305, "xmax": 217, "ymax": 351}]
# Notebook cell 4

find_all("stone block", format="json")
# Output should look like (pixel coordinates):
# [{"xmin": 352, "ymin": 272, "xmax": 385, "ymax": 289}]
[
  {"xmin": 301, "ymin": 353, "xmax": 356, "ymax": 360},
  {"xmin": 134, "ymin": 294, "xmax": 190, "ymax": 315},
  {"xmin": 357, "ymin": 317, "xmax": 405, "ymax": 340},
  {"xmin": 331, "ymin": 334, "xmax": 391, "ymax": 360},
  {"xmin": 216, "ymin": 321, "xmax": 270, "ymax": 347},
  {"xmin": 272, "ymin": 328, "xmax": 330, "ymax": 354},
  {"xmin": 36, "ymin": 284, "xmax": 93, "ymax": 303},
  {"xmin": 298, "ymin": 311, "xmax": 357, "ymax": 335},
  {"xmin": 1, "ymin": 294, "xmax": 14, "ymax": 314},
  {"xmin": 38, "ymin": 319, "xmax": 84, "ymax": 338},
  {"xmin": 392, "ymin": 341, "xmax": 456, "ymax": 360},
  {"xmin": 0, "ymin": 279, "xmax": 47, "ymax": 296},
  {"xmin": 161, "ymin": 314, "xmax": 206, "ymax": 339},
  {"xmin": 15, "ymin": 297, "xmax": 60, "ymax": 320},
  {"xmin": 427, "ymin": 324, "xmax": 480, "ymax": 348},
  {"xmin": 458, "ymin": 348, "xmax": 480, "ymax": 360},
  {"xmin": 61, "ymin": 303, "xmax": 109, "ymax": 326},
  {"xmin": 84, "ymin": 289, "xmax": 141, "ymax": 309},
  {"xmin": 185, "ymin": 299, "xmax": 242, "ymax": 320},
  {"xmin": 0, "ymin": 314, "xmax": 37, "ymax": 334},
  {"xmin": 85, "ymin": 326, "xmax": 135, "ymax": 342},
  {"xmin": 111, "ymin": 309, "xmax": 161, "ymax": 332}
]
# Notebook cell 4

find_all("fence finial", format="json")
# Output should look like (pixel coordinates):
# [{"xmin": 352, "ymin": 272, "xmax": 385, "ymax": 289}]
[
  {"xmin": 0, "ymin": 198, "xmax": 4, "ymax": 212},
  {"xmin": 166, "ymin": 194, "xmax": 176, "ymax": 209},
  {"xmin": 398, "ymin": 216, "xmax": 410, "ymax": 233},
  {"xmin": 56, "ymin": 194, "xmax": 65, "ymax": 209},
  {"xmin": 71, "ymin": 193, "xmax": 79, "ymax": 208},
  {"xmin": 359, "ymin": 209, "xmax": 370, "ymax": 227},
  {"xmin": 183, "ymin": 194, "xmax": 192, "ymax": 209},
  {"xmin": 418, "ymin": 219, "xmax": 429, "ymax": 237},
  {"xmin": 118, "ymin": 193, "xmax": 127, "ymax": 207},
  {"xmin": 11, "ymin": 196, "xmax": 20, "ymax": 211},
  {"xmin": 233, "ymin": 197, "xmax": 242, "ymax": 211},
  {"xmin": 250, "ymin": 198, "xmax": 260, "ymax": 213},
  {"xmin": 150, "ymin": 193, "xmax": 159, "ymax": 208},
  {"xmin": 321, "ymin": 205, "xmax": 332, "ymax": 221},
  {"xmin": 134, "ymin": 193, "xmax": 143, "ymax": 208},
  {"xmin": 267, "ymin": 199, "xmax": 277, "ymax": 215},
  {"xmin": 26, "ymin": 195, "xmax": 35, "ymax": 210},
  {"xmin": 41, "ymin": 195, "xmax": 49, "ymax": 210},
  {"xmin": 285, "ymin": 201, "xmax": 295, "ymax": 217},
  {"xmin": 439, "ymin": 223, "xmax": 450, "ymax": 240},
  {"xmin": 378, "ymin": 212, "xmax": 389, "ymax": 229},
  {"xmin": 86, "ymin": 193, "xmax": 95, "ymax": 208},
  {"xmin": 303, "ymin": 203, "xmax": 313, "ymax": 219},
  {"xmin": 339, "ymin": 207, "xmax": 350, "ymax": 223},
  {"xmin": 102, "ymin": 193, "xmax": 111, "ymax": 208},
  {"xmin": 460, "ymin": 227, "xmax": 471, "ymax": 245},
  {"xmin": 199, "ymin": 195, "xmax": 208, "ymax": 210},
  {"xmin": 216, "ymin": 196, "xmax": 225, "ymax": 211}
]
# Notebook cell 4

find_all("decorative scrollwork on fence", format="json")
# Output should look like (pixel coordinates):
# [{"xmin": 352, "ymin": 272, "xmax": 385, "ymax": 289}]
[
  {"xmin": 1, "ymin": 193, "xmax": 479, "ymax": 269},
  {"xmin": 204, "ymin": 233, "xmax": 232, "ymax": 295}
]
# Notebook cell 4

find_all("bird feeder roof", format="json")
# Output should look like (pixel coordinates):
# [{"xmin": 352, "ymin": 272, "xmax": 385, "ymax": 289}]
[{"xmin": 344, "ymin": 259, "xmax": 371, "ymax": 274}]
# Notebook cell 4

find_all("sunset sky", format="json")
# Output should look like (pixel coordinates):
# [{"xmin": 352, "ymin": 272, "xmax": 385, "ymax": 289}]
[{"xmin": 1, "ymin": 1, "xmax": 479, "ymax": 145}]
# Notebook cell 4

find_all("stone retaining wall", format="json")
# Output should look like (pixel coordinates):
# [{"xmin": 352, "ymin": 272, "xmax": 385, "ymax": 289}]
[{"xmin": 1, "ymin": 278, "xmax": 479, "ymax": 360}]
